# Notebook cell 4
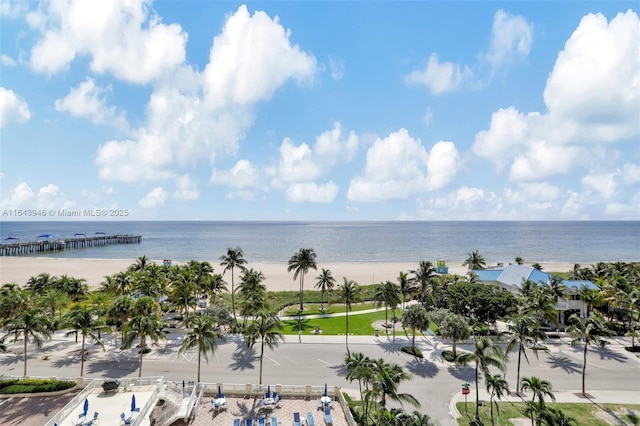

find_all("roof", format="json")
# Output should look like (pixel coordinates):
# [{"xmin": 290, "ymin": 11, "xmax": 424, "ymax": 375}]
[{"xmin": 473, "ymin": 264, "xmax": 598, "ymax": 291}]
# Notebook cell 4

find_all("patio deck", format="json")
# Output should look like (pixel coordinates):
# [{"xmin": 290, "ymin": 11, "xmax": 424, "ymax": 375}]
[
  {"xmin": 190, "ymin": 395, "xmax": 349, "ymax": 426},
  {"xmin": 53, "ymin": 384, "xmax": 157, "ymax": 426}
]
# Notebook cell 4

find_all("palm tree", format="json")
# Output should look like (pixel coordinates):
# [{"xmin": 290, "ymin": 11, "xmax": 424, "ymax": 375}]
[
  {"xmin": 220, "ymin": 247, "xmax": 248, "ymax": 324},
  {"xmin": 439, "ymin": 313, "xmax": 471, "ymax": 358},
  {"xmin": 455, "ymin": 336, "xmax": 507, "ymax": 420},
  {"xmin": 532, "ymin": 263, "xmax": 543, "ymax": 271},
  {"xmin": 204, "ymin": 273, "xmax": 227, "ymax": 304},
  {"xmin": 505, "ymin": 314, "xmax": 547, "ymax": 395},
  {"xmin": 245, "ymin": 312, "xmax": 284, "ymax": 384},
  {"xmin": 566, "ymin": 311, "xmax": 611, "ymax": 396},
  {"xmin": 123, "ymin": 315, "xmax": 166, "ymax": 377},
  {"xmin": 108, "ymin": 295, "xmax": 134, "ymax": 346},
  {"xmin": 345, "ymin": 352, "xmax": 374, "ymax": 411},
  {"xmin": 170, "ymin": 266, "xmax": 198, "ymax": 316},
  {"xmin": 520, "ymin": 376, "xmax": 555, "ymax": 426},
  {"xmin": 401, "ymin": 304, "xmax": 430, "ymax": 352},
  {"xmin": 2, "ymin": 307, "xmax": 52, "ymax": 376},
  {"xmin": 374, "ymin": 281, "xmax": 402, "ymax": 330},
  {"xmin": 338, "ymin": 278, "xmax": 359, "ymax": 355},
  {"xmin": 369, "ymin": 358, "xmax": 420, "ymax": 409},
  {"xmin": 237, "ymin": 268, "xmax": 267, "ymax": 326},
  {"xmin": 463, "ymin": 250, "xmax": 486, "ymax": 271},
  {"xmin": 287, "ymin": 248, "xmax": 318, "ymax": 312},
  {"xmin": 26, "ymin": 272, "xmax": 56, "ymax": 295},
  {"xmin": 38, "ymin": 288, "xmax": 69, "ymax": 330},
  {"xmin": 410, "ymin": 261, "xmax": 437, "ymax": 307},
  {"xmin": 485, "ymin": 374, "xmax": 509, "ymax": 426},
  {"xmin": 179, "ymin": 314, "xmax": 224, "ymax": 382},
  {"xmin": 398, "ymin": 271, "xmax": 417, "ymax": 312},
  {"xmin": 314, "ymin": 268, "xmax": 336, "ymax": 313},
  {"xmin": 539, "ymin": 407, "xmax": 577, "ymax": 426},
  {"xmin": 63, "ymin": 305, "xmax": 109, "ymax": 377},
  {"xmin": 515, "ymin": 257, "xmax": 524, "ymax": 265},
  {"xmin": 130, "ymin": 255, "xmax": 149, "ymax": 272}
]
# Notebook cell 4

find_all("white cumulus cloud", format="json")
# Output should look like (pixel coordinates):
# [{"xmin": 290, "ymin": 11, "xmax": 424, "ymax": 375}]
[
  {"xmin": 582, "ymin": 173, "xmax": 617, "ymax": 199},
  {"xmin": 97, "ymin": 5, "xmax": 316, "ymax": 183},
  {"xmin": 484, "ymin": 9, "xmax": 534, "ymax": 72},
  {"xmin": 0, "ymin": 87, "xmax": 31, "ymax": 127},
  {"xmin": 347, "ymin": 129, "xmax": 460, "ymax": 202},
  {"xmin": 139, "ymin": 187, "xmax": 167, "ymax": 208},
  {"xmin": 55, "ymin": 78, "xmax": 128, "ymax": 130},
  {"xmin": 405, "ymin": 53, "xmax": 472, "ymax": 95},
  {"xmin": 473, "ymin": 10, "xmax": 640, "ymax": 183},
  {"xmin": 28, "ymin": 0, "xmax": 187, "ymax": 83},
  {"xmin": 286, "ymin": 181, "xmax": 338, "ymax": 203},
  {"xmin": 1, "ymin": 55, "xmax": 17, "ymax": 67},
  {"xmin": 173, "ymin": 175, "xmax": 199, "ymax": 200},
  {"xmin": 1, "ymin": 182, "xmax": 35, "ymax": 208}
]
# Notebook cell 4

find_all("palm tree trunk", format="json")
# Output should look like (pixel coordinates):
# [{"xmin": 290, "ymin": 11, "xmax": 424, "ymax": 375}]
[
  {"xmin": 23, "ymin": 331, "xmax": 28, "ymax": 377},
  {"xmin": 582, "ymin": 343, "xmax": 587, "ymax": 396},
  {"xmin": 299, "ymin": 275, "xmax": 304, "ymax": 311},
  {"xmin": 490, "ymin": 394, "xmax": 494, "ymax": 425},
  {"xmin": 517, "ymin": 346, "xmax": 523, "ymax": 395},
  {"xmin": 391, "ymin": 308, "xmax": 396, "ymax": 342},
  {"xmin": 475, "ymin": 364, "xmax": 480, "ymax": 420},
  {"xmin": 452, "ymin": 338, "xmax": 457, "ymax": 357},
  {"xmin": 259, "ymin": 340, "xmax": 265, "ymax": 384},
  {"xmin": 80, "ymin": 333, "xmax": 86, "ymax": 377},
  {"xmin": 231, "ymin": 270, "xmax": 237, "ymax": 324},
  {"xmin": 197, "ymin": 350, "xmax": 201, "ymax": 383},
  {"xmin": 385, "ymin": 304, "xmax": 388, "ymax": 328},
  {"xmin": 139, "ymin": 335, "xmax": 145, "ymax": 378},
  {"xmin": 345, "ymin": 312, "xmax": 350, "ymax": 356},
  {"xmin": 411, "ymin": 328, "xmax": 416, "ymax": 350}
]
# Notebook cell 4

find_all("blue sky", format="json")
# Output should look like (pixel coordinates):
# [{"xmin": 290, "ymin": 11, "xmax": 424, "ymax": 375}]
[{"xmin": 1, "ymin": 1, "xmax": 638, "ymax": 221}]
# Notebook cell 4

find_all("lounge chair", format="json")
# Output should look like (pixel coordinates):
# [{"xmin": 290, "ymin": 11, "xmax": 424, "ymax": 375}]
[
  {"xmin": 293, "ymin": 412, "xmax": 301, "ymax": 426},
  {"xmin": 271, "ymin": 418, "xmax": 278, "ymax": 426},
  {"xmin": 258, "ymin": 418, "xmax": 266, "ymax": 426},
  {"xmin": 233, "ymin": 419, "xmax": 241, "ymax": 426},
  {"xmin": 306, "ymin": 412, "xmax": 315, "ymax": 426},
  {"xmin": 323, "ymin": 405, "xmax": 333, "ymax": 426},
  {"xmin": 246, "ymin": 419, "xmax": 253, "ymax": 426}
]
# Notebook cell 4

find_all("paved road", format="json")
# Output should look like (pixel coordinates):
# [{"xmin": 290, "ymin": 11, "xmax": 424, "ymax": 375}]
[{"xmin": 1, "ymin": 331, "xmax": 639, "ymax": 425}]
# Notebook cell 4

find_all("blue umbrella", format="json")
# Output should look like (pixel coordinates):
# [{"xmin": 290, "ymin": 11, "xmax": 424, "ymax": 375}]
[
  {"xmin": 323, "ymin": 383, "xmax": 328, "ymax": 397},
  {"xmin": 131, "ymin": 394, "xmax": 136, "ymax": 412},
  {"xmin": 83, "ymin": 398, "xmax": 89, "ymax": 416},
  {"xmin": 218, "ymin": 385, "xmax": 223, "ymax": 399},
  {"xmin": 266, "ymin": 384, "xmax": 271, "ymax": 398}
]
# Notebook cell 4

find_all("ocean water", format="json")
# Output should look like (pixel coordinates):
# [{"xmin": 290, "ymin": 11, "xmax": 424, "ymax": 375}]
[{"xmin": 0, "ymin": 221, "xmax": 638, "ymax": 264}]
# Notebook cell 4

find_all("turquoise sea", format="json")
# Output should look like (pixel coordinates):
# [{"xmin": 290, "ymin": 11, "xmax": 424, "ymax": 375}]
[{"xmin": 0, "ymin": 221, "xmax": 638, "ymax": 264}]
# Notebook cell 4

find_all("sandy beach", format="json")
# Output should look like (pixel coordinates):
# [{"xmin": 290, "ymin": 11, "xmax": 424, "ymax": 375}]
[{"xmin": 0, "ymin": 257, "xmax": 574, "ymax": 291}]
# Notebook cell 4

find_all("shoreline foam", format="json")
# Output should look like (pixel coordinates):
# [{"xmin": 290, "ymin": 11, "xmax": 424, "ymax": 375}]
[{"xmin": 0, "ymin": 257, "xmax": 575, "ymax": 291}]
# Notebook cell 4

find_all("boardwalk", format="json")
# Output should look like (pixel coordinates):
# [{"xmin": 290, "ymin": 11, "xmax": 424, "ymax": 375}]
[{"xmin": 0, "ymin": 234, "xmax": 141, "ymax": 256}]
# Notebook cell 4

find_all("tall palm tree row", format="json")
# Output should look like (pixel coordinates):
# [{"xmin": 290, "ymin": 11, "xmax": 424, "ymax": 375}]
[
  {"xmin": 505, "ymin": 314, "xmax": 548, "ymax": 394},
  {"xmin": 455, "ymin": 336, "xmax": 507, "ymax": 420},
  {"xmin": 287, "ymin": 248, "xmax": 318, "ymax": 311},
  {"xmin": 314, "ymin": 268, "xmax": 336, "ymax": 313},
  {"xmin": 220, "ymin": 247, "xmax": 248, "ymax": 324},
  {"xmin": 179, "ymin": 314, "xmax": 224, "ymax": 382},
  {"xmin": 245, "ymin": 312, "xmax": 284, "ymax": 384},
  {"xmin": 345, "ymin": 352, "xmax": 420, "ymax": 426},
  {"xmin": 338, "ymin": 277, "xmax": 360, "ymax": 356},
  {"xmin": 2, "ymin": 305, "xmax": 52, "ymax": 377},
  {"xmin": 63, "ymin": 304, "xmax": 109, "ymax": 377}
]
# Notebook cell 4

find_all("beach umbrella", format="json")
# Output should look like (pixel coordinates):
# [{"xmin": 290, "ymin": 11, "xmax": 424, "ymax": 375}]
[
  {"xmin": 83, "ymin": 398, "xmax": 89, "ymax": 416},
  {"xmin": 217, "ymin": 385, "xmax": 223, "ymax": 399},
  {"xmin": 323, "ymin": 383, "xmax": 327, "ymax": 397},
  {"xmin": 131, "ymin": 394, "xmax": 136, "ymax": 412},
  {"xmin": 266, "ymin": 384, "xmax": 271, "ymax": 398}
]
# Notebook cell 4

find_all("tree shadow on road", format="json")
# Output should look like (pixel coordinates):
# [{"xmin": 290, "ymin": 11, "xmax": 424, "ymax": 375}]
[
  {"xmin": 229, "ymin": 342, "xmax": 257, "ymax": 372},
  {"xmin": 86, "ymin": 358, "xmax": 139, "ymax": 377},
  {"xmin": 329, "ymin": 363, "xmax": 348, "ymax": 378},
  {"xmin": 447, "ymin": 365, "xmax": 474, "ymax": 382},
  {"xmin": 546, "ymin": 353, "xmax": 581, "ymax": 374},
  {"xmin": 405, "ymin": 357, "xmax": 438, "ymax": 379},
  {"xmin": 596, "ymin": 346, "xmax": 628, "ymax": 363},
  {"xmin": 376, "ymin": 340, "xmax": 402, "ymax": 354}
]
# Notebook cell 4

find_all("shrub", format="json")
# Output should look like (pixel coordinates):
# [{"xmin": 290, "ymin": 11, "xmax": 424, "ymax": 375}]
[
  {"xmin": 625, "ymin": 346, "xmax": 640, "ymax": 353},
  {"xmin": 401, "ymin": 346, "xmax": 423, "ymax": 358},
  {"xmin": 0, "ymin": 378, "xmax": 76, "ymax": 394},
  {"xmin": 442, "ymin": 349, "xmax": 457, "ymax": 362}
]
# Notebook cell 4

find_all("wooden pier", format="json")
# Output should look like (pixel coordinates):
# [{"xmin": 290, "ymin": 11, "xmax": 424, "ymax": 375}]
[{"xmin": 0, "ymin": 234, "xmax": 141, "ymax": 256}]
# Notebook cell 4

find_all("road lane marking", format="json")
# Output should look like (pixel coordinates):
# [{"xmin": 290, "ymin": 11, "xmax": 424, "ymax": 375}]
[
  {"xmin": 266, "ymin": 355, "xmax": 281, "ymax": 366},
  {"xmin": 317, "ymin": 358, "xmax": 331, "ymax": 366},
  {"xmin": 284, "ymin": 356, "xmax": 297, "ymax": 365}
]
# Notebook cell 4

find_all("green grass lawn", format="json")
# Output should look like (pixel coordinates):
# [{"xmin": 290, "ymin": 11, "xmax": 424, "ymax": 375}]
[
  {"xmin": 455, "ymin": 402, "xmax": 640, "ymax": 426},
  {"xmin": 281, "ymin": 311, "xmax": 391, "ymax": 335}
]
